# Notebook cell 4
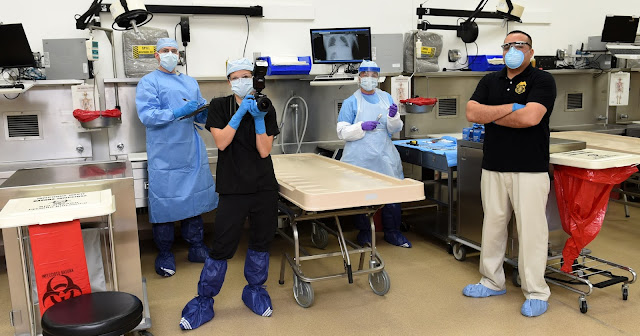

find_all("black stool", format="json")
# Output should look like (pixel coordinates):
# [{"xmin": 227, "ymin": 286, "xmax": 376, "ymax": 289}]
[{"xmin": 41, "ymin": 291, "xmax": 143, "ymax": 336}]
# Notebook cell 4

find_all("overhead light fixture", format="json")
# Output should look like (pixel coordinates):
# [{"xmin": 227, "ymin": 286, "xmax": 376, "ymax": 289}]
[
  {"xmin": 110, "ymin": 0, "xmax": 153, "ymax": 33},
  {"xmin": 416, "ymin": 0, "xmax": 523, "ymax": 44}
]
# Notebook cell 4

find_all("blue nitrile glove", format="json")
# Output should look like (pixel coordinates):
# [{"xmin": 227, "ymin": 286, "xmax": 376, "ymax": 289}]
[
  {"xmin": 228, "ymin": 95, "xmax": 255, "ymax": 130},
  {"xmin": 361, "ymin": 121, "xmax": 380, "ymax": 131},
  {"xmin": 248, "ymin": 102, "xmax": 268, "ymax": 134},
  {"xmin": 173, "ymin": 100, "xmax": 199, "ymax": 119},
  {"xmin": 389, "ymin": 104, "xmax": 398, "ymax": 118},
  {"xmin": 512, "ymin": 103, "xmax": 526, "ymax": 111}
]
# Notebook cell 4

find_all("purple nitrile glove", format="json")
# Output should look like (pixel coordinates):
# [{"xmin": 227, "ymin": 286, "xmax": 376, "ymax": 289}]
[
  {"xmin": 361, "ymin": 121, "xmax": 380, "ymax": 131},
  {"xmin": 388, "ymin": 103, "xmax": 398, "ymax": 118}
]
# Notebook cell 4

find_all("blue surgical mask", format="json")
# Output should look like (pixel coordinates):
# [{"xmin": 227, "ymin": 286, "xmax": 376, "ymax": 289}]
[
  {"xmin": 360, "ymin": 76, "xmax": 378, "ymax": 91},
  {"xmin": 504, "ymin": 47, "xmax": 525, "ymax": 69},
  {"xmin": 231, "ymin": 78, "xmax": 254, "ymax": 98},
  {"xmin": 159, "ymin": 52, "xmax": 178, "ymax": 72}
]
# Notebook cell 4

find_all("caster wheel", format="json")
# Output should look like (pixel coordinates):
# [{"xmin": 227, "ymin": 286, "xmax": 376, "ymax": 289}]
[
  {"xmin": 579, "ymin": 298, "xmax": 588, "ymax": 314},
  {"xmin": 447, "ymin": 243, "xmax": 454, "ymax": 255},
  {"xmin": 369, "ymin": 269, "xmax": 391, "ymax": 296},
  {"xmin": 622, "ymin": 285, "xmax": 629, "ymax": 301},
  {"xmin": 511, "ymin": 268, "xmax": 521, "ymax": 287},
  {"xmin": 293, "ymin": 274, "xmax": 314, "ymax": 308},
  {"xmin": 311, "ymin": 224, "xmax": 329, "ymax": 249},
  {"xmin": 453, "ymin": 243, "xmax": 467, "ymax": 261}
]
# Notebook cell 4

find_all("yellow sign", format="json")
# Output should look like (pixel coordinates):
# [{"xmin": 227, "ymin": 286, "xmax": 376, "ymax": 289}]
[
  {"xmin": 133, "ymin": 45, "xmax": 156, "ymax": 59},
  {"xmin": 515, "ymin": 81, "xmax": 527, "ymax": 94},
  {"xmin": 420, "ymin": 46, "xmax": 436, "ymax": 57}
]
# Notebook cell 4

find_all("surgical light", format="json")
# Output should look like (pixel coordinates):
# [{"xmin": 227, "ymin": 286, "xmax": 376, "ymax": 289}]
[{"xmin": 110, "ymin": 0, "xmax": 153, "ymax": 33}]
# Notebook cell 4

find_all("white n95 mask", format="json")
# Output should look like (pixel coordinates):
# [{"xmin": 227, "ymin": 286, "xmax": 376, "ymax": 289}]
[
  {"xmin": 159, "ymin": 53, "xmax": 178, "ymax": 72},
  {"xmin": 360, "ymin": 77, "xmax": 378, "ymax": 91},
  {"xmin": 231, "ymin": 78, "xmax": 254, "ymax": 98}
]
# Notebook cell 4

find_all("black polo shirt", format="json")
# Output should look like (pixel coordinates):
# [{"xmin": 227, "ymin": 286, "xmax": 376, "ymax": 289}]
[
  {"xmin": 205, "ymin": 95, "xmax": 279, "ymax": 194},
  {"xmin": 470, "ymin": 65, "xmax": 557, "ymax": 172}
]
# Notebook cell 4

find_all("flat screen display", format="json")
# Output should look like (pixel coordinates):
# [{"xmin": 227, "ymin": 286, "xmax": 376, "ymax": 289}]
[
  {"xmin": 0, "ymin": 24, "xmax": 36, "ymax": 68},
  {"xmin": 310, "ymin": 27, "xmax": 372, "ymax": 64},
  {"xmin": 601, "ymin": 16, "xmax": 639, "ymax": 43}
]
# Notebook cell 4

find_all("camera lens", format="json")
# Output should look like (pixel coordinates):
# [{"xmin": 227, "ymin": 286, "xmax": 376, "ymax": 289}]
[{"xmin": 257, "ymin": 96, "xmax": 272, "ymax": 112}]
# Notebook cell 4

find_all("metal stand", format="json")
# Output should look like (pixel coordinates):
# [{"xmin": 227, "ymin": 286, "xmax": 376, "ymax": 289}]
[{"xmin": 277, "ymin": 201, "xmax": 390, "ymax": 308}]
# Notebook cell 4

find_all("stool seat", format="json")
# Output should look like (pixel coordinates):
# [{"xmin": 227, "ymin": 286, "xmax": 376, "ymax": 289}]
[{"xmin": 41, "ymin": 291, "xmax": 143, "ymax": 336}]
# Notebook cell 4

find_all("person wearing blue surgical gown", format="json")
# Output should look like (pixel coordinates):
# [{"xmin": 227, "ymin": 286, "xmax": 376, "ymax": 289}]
[
  {"xmin": 337, "ymin": 60, "xmax": 411, "ymax": 248},
  {"xmin": 135, "ymin": 38, "xmax": 218, "ymax": 277}
]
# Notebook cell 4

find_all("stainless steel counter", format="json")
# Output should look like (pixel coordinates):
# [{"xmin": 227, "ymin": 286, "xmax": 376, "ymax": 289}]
[
  {"xmin": 551, "ymin": 124, "xmax": 629, "ymax": 135},
  {"xmin": 0, "ymin": 161, "xmax": 148, "ymax": 335}
]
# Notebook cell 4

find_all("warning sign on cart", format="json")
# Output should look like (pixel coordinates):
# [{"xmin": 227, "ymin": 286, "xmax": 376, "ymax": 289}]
[
  {"xmin": 0, "ymin": 190, "xmax": 115, "ymax": 228},
  {"xmin": 132, "ymin": 45, "xmax": 156, "ymax": 59}
]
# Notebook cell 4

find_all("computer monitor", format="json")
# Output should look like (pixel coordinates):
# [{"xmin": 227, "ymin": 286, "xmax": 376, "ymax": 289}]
[
  {"xmin": 0, "ymin": 23, "xmax": 36, "ymax": 68},
  {"xmin": 310, "ymin": 27, "xmax": 372, "ymax": 64},
  {"xmin": 601, "ymin": 16, "xmax": 639, "ymax": 43}
]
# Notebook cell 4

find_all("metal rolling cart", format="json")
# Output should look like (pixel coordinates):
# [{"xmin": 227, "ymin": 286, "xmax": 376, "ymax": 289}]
[
  {"xmin": 272, "ymin": 154, "xmax": 425, "ymax": 308},
  {"xmin": 394, "ymin": 138, "xmax": 458, "ymax": 244},
  {"xmin": 452, "ymin": 139, "xmax": 638, "ymax": 313},
  {"xmin": 0, "ymin": 161, "xmax": 152, "ymax": 335}
]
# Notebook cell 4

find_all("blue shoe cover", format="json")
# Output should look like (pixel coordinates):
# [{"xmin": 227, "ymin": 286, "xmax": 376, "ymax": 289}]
[
  {"xmin": 242, "ymin": 285, "xmax": 273, "ymax": 317},
  {"xmin": 383, "ymin": 230, "xmax": 412, "ymax": 248},
  {"xmin": 357, "ymin": 230, "xmax": 372, "ymax": 247},
  {"xmin": 243, "ymin": 250, "xmax": 273, "ymax": 317},
  {"xmin": 180, "ymin": 296, "xmax": 214, "ymax": 330},
  {"xmin": 188, "ymin": 243, "xmax": 210, "ymax": 263},
  {"xmin": 521, "ymin": 299, "xmax": 548, "ymax": 317},
  {"xmin": 155, "ymin": 251, "xmax": 176, "ymax": 277},
  {"xmin": 462, "ymin": 283, "xmax": 506, "ymax": 297}
]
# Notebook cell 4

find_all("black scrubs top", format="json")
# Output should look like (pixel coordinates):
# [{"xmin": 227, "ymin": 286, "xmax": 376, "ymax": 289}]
[
  {"xmin": 206, "ymin": 95, "xmax": 279, "ymax": 194},
  {"xmin": 470, "ymin": 65, "xmax": 557, "ymax": 173}
]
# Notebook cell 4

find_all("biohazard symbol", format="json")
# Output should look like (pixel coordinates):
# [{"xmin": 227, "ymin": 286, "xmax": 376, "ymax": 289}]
[
  {"xmin": 42, "ymin": 275, "xmax": 83, "ymax": 309},
  {"xmin": 515, "ymin": 81, "xmax": 527, "ymax": 94}
]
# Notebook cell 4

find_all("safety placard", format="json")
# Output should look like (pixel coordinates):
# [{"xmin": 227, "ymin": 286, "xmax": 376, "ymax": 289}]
[
  {"xmin": 132, "ymin": 45, "xmax": 156, "ymax": 59},
  {"xmin": 420, "ymin": 46, "xmax": 436, "ymax": 57}
]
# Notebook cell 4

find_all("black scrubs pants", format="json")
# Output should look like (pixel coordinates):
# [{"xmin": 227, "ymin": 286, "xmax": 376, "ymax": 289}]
[{"xmin": 210, "ymin": 190, "xmax": 279, "ymax": 260}]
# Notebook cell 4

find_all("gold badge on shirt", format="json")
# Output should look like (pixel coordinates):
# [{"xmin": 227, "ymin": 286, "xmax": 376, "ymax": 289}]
[{"xmin": 515, "ymin": 81, "xmax": 527, "ymax": 94}]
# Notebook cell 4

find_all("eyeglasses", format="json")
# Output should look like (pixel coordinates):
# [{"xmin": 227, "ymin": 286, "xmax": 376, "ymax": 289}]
[
  {"xmin": 229, "ymin": 74, "xmax": 252, "ymax": 81},
  {"xmin": 158, "ymin": 48, "xmax": 179, "ymax": 54},
  {"xmin": 501, "ymin": 41, "xmax": 531, "ymax": 51}
]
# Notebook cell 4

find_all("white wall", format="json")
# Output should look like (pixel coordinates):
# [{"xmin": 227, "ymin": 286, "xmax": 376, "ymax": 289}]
[{"xmin": 2, "ymin": 0, "xmax": 639, "ymax": 78}]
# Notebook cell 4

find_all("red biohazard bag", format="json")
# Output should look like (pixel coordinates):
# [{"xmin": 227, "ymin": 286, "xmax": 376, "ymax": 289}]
[
  {"xmin": 72, "ymin": 109, "xmax": 121, "ymax": 122},
  {"xmin": 29, "ymin": 219, "xmax": 91, "ymax": 315},
  {"xmin": 554, "ymin": 165, "xmax": 637, "ymax": 273}
]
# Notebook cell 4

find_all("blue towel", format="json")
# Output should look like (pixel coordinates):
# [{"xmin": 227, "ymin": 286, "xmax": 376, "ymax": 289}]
[{"xmin": 393, "ymin": 137, "xmax": 458, "ymax": 167}]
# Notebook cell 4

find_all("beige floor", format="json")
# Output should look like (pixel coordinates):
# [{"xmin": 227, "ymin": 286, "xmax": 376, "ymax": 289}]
[{"xmin": 1, "ymin": 202, "xmax": 639, "ymax": 336}]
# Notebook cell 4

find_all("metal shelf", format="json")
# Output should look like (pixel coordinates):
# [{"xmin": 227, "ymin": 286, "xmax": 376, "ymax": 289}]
[{"xmin": 423, "ymin": 179, "xmax": 457, "ymax": 207}]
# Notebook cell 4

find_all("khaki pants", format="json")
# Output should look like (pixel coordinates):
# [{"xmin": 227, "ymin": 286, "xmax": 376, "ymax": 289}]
[{"xmin": 478, "ymin": 169, "xmax": 551, "ymax": 301}]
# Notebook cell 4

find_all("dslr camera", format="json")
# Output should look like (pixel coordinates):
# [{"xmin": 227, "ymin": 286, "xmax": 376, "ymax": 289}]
[{"xmin": 252, "ymin": 59, "xmax": 272, "ymax": 112}]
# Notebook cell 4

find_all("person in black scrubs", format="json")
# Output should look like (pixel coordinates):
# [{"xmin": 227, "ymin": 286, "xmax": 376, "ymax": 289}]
[{"xmin": 180, "ymin": 58, "xmax": 279, "ymax": 330}]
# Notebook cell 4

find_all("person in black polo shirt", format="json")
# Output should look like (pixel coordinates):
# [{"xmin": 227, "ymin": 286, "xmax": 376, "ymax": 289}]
[
  {"xmin": 461, "ymin": 30, "xmax": 557, "ymax": 317},
  {"xmin": 180, "ymin": 58, "xmax": 279, "ymax": 330}
]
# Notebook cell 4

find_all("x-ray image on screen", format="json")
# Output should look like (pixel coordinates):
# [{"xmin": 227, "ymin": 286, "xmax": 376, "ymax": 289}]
[{"xmin": 311, "ymin": 27, "xmax": 371, "ymax": 64}]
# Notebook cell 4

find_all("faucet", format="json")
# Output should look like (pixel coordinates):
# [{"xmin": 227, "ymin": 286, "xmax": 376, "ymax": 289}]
[{"xmin": 596, "ymin": 114, "xmax": 608, "ymax": 127}]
